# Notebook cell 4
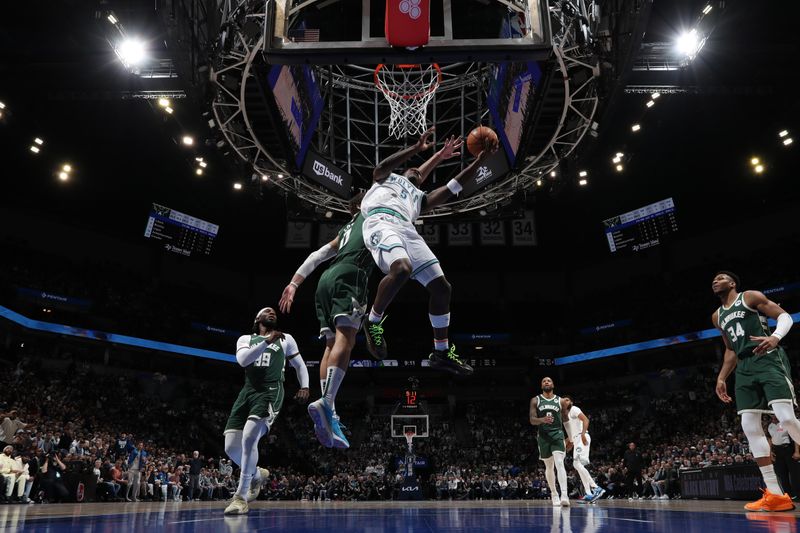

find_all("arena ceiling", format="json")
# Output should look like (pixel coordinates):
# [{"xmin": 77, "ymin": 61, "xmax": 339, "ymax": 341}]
[{"xmin": 1, "ymin": 0, "xmax": 798, "ymax": 269}]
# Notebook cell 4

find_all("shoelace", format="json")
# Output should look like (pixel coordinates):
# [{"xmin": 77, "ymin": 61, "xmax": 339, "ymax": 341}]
[
  {"xmin": 368, "ymin": 323, "xmax": 384, "ymax": 344},
  {"xmin": 446, "ymin": 345, "xmax": 463, "ymax": 363}
]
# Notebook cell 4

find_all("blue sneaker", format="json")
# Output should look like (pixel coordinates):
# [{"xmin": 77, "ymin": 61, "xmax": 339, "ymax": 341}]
[
  {"xmin": 307, "ymin": 399, "xmax": 350, "ymax": 449},
  {"xmin": 589, "ymin": 486, "xmax": 606, "ymax": 502},
  {"xmin": 307, "ymin": 399, "xmax": 333, "ymax": 448},
  {"xmin": 582, "ymin": 493, "xmax": 593, "ymax": 503}
]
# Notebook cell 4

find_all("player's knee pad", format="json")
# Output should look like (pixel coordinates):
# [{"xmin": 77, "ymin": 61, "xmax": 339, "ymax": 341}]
[
  {"xmin": 741, "ymin": 412, "xmax": 770, "ymax": 458},
  {"xmin": 429, "ymin": 312, "xmax": 451, "ymax": 328}
]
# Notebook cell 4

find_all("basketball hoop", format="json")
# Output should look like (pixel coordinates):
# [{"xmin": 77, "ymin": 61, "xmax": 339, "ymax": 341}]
[
  {"xmin": 375, "ymin": 63, "xmax": 442, "ymax": 139},
  {"xmin": 404, "ymin": 428, "xmax": 416, "ymax": 452}
]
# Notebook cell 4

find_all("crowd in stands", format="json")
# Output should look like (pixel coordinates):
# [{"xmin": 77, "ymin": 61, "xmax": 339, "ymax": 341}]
[{"xmin": 3, "ymin": 339, "xmax": 798, "ymax": 505}]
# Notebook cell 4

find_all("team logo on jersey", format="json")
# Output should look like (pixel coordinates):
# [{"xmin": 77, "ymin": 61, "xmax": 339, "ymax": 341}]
[
  {"xmin": 399, "ymin": 0, "xmax": 422, "ymax": 20},
  {"xmin": 734, "ymin": 300, "xmax": 742, "ymax": 307},
  {"xmin": 370, "ymin": 231, "xmax": 383, "ymax": 246},
  {"xmin": 475, "ymin": 165, "xmax": 493, "ymax": 184}
]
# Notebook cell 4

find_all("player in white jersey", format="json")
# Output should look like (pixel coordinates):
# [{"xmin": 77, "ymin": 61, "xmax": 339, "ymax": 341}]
[
  {"xmin": 562, "ymin": 396, "xmax": 605, "ymax": 503},
  {"xmin": 360, "ymin": 127, "xmax": 496, "ymax": 375}
]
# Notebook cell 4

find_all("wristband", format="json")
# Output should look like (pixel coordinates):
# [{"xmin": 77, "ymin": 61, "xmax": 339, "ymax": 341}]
[
  {"xmin": 446, "ymin": 179, "xmax": 463, "ymax": 194},
  {"xmin": 289, "ymin": 281, "xmax": 299, "ymax": 289}
]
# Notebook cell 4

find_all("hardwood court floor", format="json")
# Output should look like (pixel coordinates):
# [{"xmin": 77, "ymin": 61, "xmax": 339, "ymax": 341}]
[{"xmin": 1, "ymin": 499, "xmax": 798, "ymax": 532}]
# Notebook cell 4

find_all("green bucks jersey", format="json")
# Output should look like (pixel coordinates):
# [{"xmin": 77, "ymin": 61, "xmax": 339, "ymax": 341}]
[
  {"xmin": 236, "ymin": 333, "xmax": 297, "ymax": 389},
  {"xmin": 717, "ymin": 292, "xmax": 774, "ymax": 359},
  {"xmin": 536, "ymin": 394, "xmax": 564, "ymax": 440},
  {"xmin": 330, "ymin": 213, "xmax": 373, "ymax": 273}
]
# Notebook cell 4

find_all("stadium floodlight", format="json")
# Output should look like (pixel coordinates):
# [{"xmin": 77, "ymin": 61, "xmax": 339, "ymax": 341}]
[
  {"xmin": 277, "ymin": 174, "xmax": 284, "ymax": 179},
  {"xmin": 702, "ymin": 4, "xmax": 712, "ymax": 15},
  {"xmin": 549, "ymin": 171, "xmax": 556, "ymax": 178},
  {"xmin": 164, "ymin": 106, "xmax": 174, "ymax": 114},
  {"xmin": 62, "ymin": 164, "xmax": 72, "ymax": 172},
  {"xmin": 754, "ymin": 164, "xmax": 764, "ymax": 174},
  {"xmin": 158, "ymin": 98, "xmax": 170, "ymax": 108},
  {"xmin": 182, "ymin": 135, "xmax": 194, "ymax": 146},
  {"xmin": 107, "ymin": 14, "xmax": 118, "ymax": 25},
  {"xmin": 615, "ymin": 152, "xmax": 624, "ymax": 158},
  {"xmin": 29, "ymin": 146, "xmax": 40, "ymax": 154},
  {"xmin": 58, "ymin": 171, "xmax": 69, "ymax": 181},
  {"xmin": 612, "ymin": 156, "xmax": 621, "ymax": 164},
  {"xmin": 536, "ymin": 178, "xmax": 543, "ymax": 187},
  {"xmin": 324, "ymin": 210, "xmax": 333, "ymax": 219},
  {"xmin": 34, "ymin": 137, "xmax": 44, "ymax": 145},
  {"xmin": 651, "ymin": 93, "xmax": 660, "ymax": 100},
  {"xmin": 195, "ymin": 157, "xmax": 204, "ymax": 162},
  {"xmin": 233, "ymin": 182, "xmax": 243, "ymax": 190},
  {"xmin": 195, "ymin": 168, "xmax": 203, "ymax": 176},
  {"xmin": 646, "ymin": 100, "xmax": 655, "ymax": 108},
  {"xmin": 783, "ymin": 138, "xmax": 793, "ymax": 146},
  {"xmin": 579, "ymin": 170, "xmax": 588, "ymax": 177},
  {"xmin": 750, "ymin": 157, "xmax": 760, "ymax": 166},
  {"xmin": 261, "ymin": 174, "xmax": 269, "ymax": 182},
  {"xmin": 631, "ymin": 124, "xmax": 641, "ymax": 132},
  {"xmin": 578, "ymin": 179, "xmax": 588, "ymax": 186},
  {"xmin": 0, "ymin": 101, "xmax": 6, "ymax": 109},
  {"xmin": 615, "ymin": 164, "xmax": 624, "ymax": 172},
  {"xmin": 676, "ymin": 29, "xmax": 705, "ymax": 59},
  {"xmin": 117, "ymin": 38, "xmax": 146, "ymax": 67},
  {"xmin": 199, "ymin": 161, "xmax": 207, "ymax": 168},
  {"xmin": 779, "ymin": 130, "xmax": 789, "ymax": 138}
]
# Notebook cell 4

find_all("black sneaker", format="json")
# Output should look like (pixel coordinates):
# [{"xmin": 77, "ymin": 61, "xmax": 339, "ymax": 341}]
[
  {"xmin": 428, "ymin": 345, "xmax": 473, "ymax": 376},
  {"xmin": 363, "ymin": 316, "xmax": 388, "ymax": 360}
]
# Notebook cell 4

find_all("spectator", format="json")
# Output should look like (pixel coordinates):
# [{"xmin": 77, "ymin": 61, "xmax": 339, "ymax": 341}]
[
  {"xmin": 188, "ymin": 450, "xmax": 203, "ymax": 501},
  {"xmin": 1, "ymin": 445, "xmax": 25, "ymax": 502},
  {"xmin": 0, "ymin": 410, "xmax": 29, "ymax": 446},
  {"xmin": 126, "ymin": 442, "xmax": 148, "ymax": 502},
  {"xmin": 39, "ymin": 452, "xmax": 69, "ymax": 502}
]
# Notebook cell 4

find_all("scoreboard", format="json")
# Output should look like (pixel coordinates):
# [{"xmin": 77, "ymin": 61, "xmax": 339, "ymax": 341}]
[
  {"xmin": 143, "ymin": 203, "xmax": 219, "ymax": 257},
  {"xmin": 603, "ymin": 198, "xmax": 678, "ymax": 253}
]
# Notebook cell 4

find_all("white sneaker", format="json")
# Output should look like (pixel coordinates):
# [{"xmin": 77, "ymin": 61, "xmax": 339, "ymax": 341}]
[
  {"xmin": 224, "ymin": 494, "xmax": 249, "ymax": 515},
  {"xmin": 246, "ymin": 467, "xmax": 270, "ymax": 502},
  {"xmin": 560, "ymin": 495, "xmax": 571, "ymax": 507},
  {"xmin": 552, "ymin": 495, "xmax": 561, "ymax": 507}
]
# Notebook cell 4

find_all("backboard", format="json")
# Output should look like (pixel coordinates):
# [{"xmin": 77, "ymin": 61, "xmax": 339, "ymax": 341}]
[
  {"xmin": 391, "ymin": 414, "xmax": 429, "ymax": 438},
  {"xmin": 268, "ymin": 0, "xmax": 552, "ymax": 64}
]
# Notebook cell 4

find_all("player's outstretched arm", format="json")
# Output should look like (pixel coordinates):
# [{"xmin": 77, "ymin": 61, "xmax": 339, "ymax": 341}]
[
  {"xmin": 279, "ymin": 236, "xmax": 340, "ymax": 313},
  {"xmin": 373, "ymin": 128, "xmax": 435, "ymax": 182},
  {"xmin": 285, "ymin": 335, "xmax": 310, "ymax": 403},
  {"xmin": 416, "ymin": 135, "xmax": 463, "ymax": 185},
  {"xmin": 712, "ymin": 311, "xmax": 736, "ymax": 403},
  {"xmin": 423, "ymin": 142, "xmax": 497, "ymax": 211},
  {"xmin": 744, "ymin": 290, "xmax": 794, "ymax": 354}
]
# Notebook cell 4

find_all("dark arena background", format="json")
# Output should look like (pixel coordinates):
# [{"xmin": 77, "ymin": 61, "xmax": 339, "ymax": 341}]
[{"xmin": 1, "ymin": 1, "xmax": 800, "ymax": 532}]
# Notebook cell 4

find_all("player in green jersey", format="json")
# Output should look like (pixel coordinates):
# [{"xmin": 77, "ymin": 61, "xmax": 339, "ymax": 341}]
[
  {"xmin": 529, "ymin": 376, "xmax": 571, "ymax": 507},
  {"xmin": 712, "ymin": 271, "xmax": 798, "ymax": 512},
  {"xmin": 223, "ymin": 307, "xmax": 309, "ymax": 515},
  {"xmin": 279, "ymin": 193, "xmax": 372, "ymax": 450}
]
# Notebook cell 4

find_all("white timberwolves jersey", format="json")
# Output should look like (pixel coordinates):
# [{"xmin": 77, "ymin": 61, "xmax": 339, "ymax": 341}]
[
  {"xmin": 567, "ymin": 406, "xmax": 586, "ymax": 438},
  {"xmin": 361, "ymin": 173, "xmax": 424, "ymax": 223}
]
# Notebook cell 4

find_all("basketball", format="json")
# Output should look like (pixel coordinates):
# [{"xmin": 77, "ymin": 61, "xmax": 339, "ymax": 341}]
[{"xmin": 467, "ymin": 126, "xmax": 498, "ymax": 157}]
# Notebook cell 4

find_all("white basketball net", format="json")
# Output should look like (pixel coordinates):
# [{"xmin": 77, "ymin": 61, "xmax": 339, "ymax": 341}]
[{"xmin": 375, "ymin": 64, "xmax": 441, "ymax": 139}]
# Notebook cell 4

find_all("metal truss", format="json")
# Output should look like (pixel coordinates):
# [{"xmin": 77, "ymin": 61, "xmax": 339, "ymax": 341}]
[{"xmin": 210, "ymin": 0, "xmax": 600, "ymax": 217}]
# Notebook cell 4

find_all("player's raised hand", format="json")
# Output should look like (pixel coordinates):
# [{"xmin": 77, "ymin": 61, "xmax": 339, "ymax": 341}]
[
  {"xmin": 750, "ymin": 335, "xmax": 779, "ymax": 355},
  {"xmin": 415, "ymin": 127, "xmax": 435, "ymax": 151},
  {"xmin": 294, "ymin": 387, "xmax": 309, "ymax": 404},
  {"xmin": 715, "ymin": 379, "xmax": 732, "ymax": 403},
  {"xmin": 438, "ymin": 135, "xmax": 463, "ymax": 160},
  {"xmin": 279, "ymin": 284, "xmax": 296, "ymax": 313},
  {"xmin": 477, "ymin": 138, "xmax": 499, "ymax": 161}
]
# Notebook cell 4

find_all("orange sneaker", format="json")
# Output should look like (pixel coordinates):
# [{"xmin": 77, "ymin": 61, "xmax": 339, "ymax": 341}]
[
  {"xmin": 744, "ymin": 489, "xmax": 795, "ymax": 512},
  {"xmin": 744, "ymin": 489, "xmax": 768, "ymax": 511}
]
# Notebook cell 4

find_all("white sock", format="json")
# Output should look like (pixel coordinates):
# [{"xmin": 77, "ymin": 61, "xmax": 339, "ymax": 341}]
[
  {"xmin": 434, "ymin": 338, "xmax": 448, "ymax": 351},
  {"xmin": 759, "ymin": 464, "xmax": 783, "ymax": 494},
  {"xmin": 543, "ymin": 457, "xmax": 556, "ymax": 498},
  {"xmin": 324, "ymin": 367, "xmax": 346, "ymax": 408},
  {"xmin": 368, "ymin": 308, "xmax": 383, "ymax": 323},
  {"xmin": 235, "ymin": 474, "xmax": 253, "ymax": 498},
  {"xmin": 554, "ymin": 454, "xmax": 569, "ymax": 498}
]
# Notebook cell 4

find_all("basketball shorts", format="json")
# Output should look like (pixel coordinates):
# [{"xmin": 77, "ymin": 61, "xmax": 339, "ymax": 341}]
[
  {"xmin": 362, "ymin": 213, "xmax": 443, "ymax": 287},
  {"xmin": 571, "ymin": 433, "xmax": 592, "ymax": 465},
  {"xmin": 537, "ymin": 434, "xmax": 566, "ymax": 460},
  {"xmin": 315, "ymin": 263, "xmax": 369, "ymax": 340},
  {"xmin": 224, "ymin": 384, "xmax": 284, "ymax": 433},
  {"xmin": 735, "ymin": 347, "xmax": 796, "ymax": 414}
]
